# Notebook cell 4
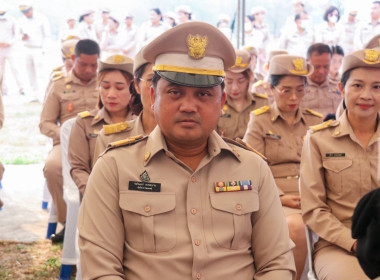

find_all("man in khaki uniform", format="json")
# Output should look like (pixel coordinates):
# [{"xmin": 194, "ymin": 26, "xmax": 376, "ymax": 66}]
[
  {"xmin": 300, "ymin": 49, "xmax": 380, "ymax": 279},
  {"xmin": 40, "ymin": 39, "xmax": 100, "ymax": 243},
  {"xmin": 217, "ymin": 49, "xmax": 268, "ymax": 139},
  {"xmin": 78, "ymin": 21, "xmax": 295, "ymax": 280},
  {"xmin": 301, "ymin": 43, "xmax": 342, "ymax": 118}
]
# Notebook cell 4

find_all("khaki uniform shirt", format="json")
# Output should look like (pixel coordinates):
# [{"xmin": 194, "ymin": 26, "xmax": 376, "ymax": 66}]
[
  {"xmin": 39, "ymin": 70, "xmax": 98, "ymax": 145},
  {"xmin": 243, "ymin": 104, "xmax": 323, "ymax": 195},
  {"xmin": 300, "ymin": 77, "xmax": 341, "ymax": 118},
  {"xmin": 300, "ymin": 112, "xmax": 380, "ymax": 252},
  {"xmin": 69, "ymin": 108, "xmax": 135, "ymax": 194},
  {"xmin": 93, "ymin": 113, "xmax": 146, "ymax": 162},
  {"xmin": 78, "ymin": 127, "xmax": 296, "ymax": 280},
  {"xmin": 217, "ymin": 94, "xmax": 268, "ymax": 139}
]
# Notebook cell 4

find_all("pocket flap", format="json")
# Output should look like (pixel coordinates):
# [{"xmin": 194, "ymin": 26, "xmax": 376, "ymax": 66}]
[
  {"xmin": 210, "ymin": 190, "xmax": 259, "ymax": 215},
  {"xmin": 119, "ymin": 192, "xmax": 175, "ymax": 216},
  {"xmin": 323, "ymin": 159, "xmax": 352, "ymax": 173}
]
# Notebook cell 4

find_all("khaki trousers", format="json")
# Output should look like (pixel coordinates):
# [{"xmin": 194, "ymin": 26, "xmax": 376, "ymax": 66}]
[{"xmin": 43, "ymin": 144, "xmax": 66, "ymax": 223}]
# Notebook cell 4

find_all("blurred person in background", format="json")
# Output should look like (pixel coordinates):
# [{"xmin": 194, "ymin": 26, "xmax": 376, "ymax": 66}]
[
  {"xmin": 39, "ymin": 39, "xmax": 100, "ymax": 243},
  {"xmin": 251, "ymin": 6, "xmax": 270, "ymax": 75},
  {"xmin": 69, "ymin": 54, "xmax": 135, "ymax": 196},
  {"xmin": 121, "ymin": 13, "xmax": 137, "ymax": 58},
  {"xmin": 77, "ymin": 10, "xmax": 97, "ymax": 41},
  {"xmin": 59, "ymin": 15, "xmax": 79, "ymax": 42},
  {"xmin": 164, "ymin": 11, "xmax": 177, "ymax": 27},
  {"xmin": 315, "ymin": 6, "xmax": 342, "ymax": 46},
  {"xmin": 329, "ymin": 45, "xmax": 344, "ymax": 84},
  {"xmin": 95, "ymin": 8, "xmax": 111, "ymax": 42},
  {"xmin": 217, "ymin": 49, "xmax": 268, "ymax": 139},
  {"xmin": 176, "ymin": 5, "xmax": 192, "ymax": 24},
  {"xmin": 301, "ymin": 43, "xmax": 341, "ymax": 118},
  {"xmin": 243, "ymin": 54, "xmax": 323, "ymax": 280},
  {"xmin": 278, "ymin": 13, "xmax": 314, "ymax": 56},
  {"xmin": 100, "ymin": 14, "xmax": 123, "ymax": 59},
  {"xmin": 0, "ymin": 1, "xmax": 25, "ymax": 96},
  {"xmin": 18, "ymin": 1, "xmax": 51, "ymax": 102},
  {"xmin": 217, "ymin": 14, "xmax": 231, "ymax": 40},
  {"xmin": 137, "ymin": 8, "xmax": 170, "ymax": 51},
  {"xmin": 354, "ymin": 1, "xmax": 380, "ymax": 49},
  {"xmin": 339, "ymin": 9, "xmax": 358, "ymax": 55}
]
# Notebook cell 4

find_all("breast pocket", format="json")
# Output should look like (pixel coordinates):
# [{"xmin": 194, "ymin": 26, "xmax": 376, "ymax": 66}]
[
  {"xmin": 119, "ymin": 191, "xmax": 176, "ymax": 253},
  {"xmin": 264, "ymin": 137, "xmax": 281, "ymax": 163},
  {"xmin": 210, "ymin": 189, "xmax": 259, "ymax": 250},
  {"xmin": 60, "ymin": 93, "xmax": 81, "ymax": 114},
  {"xmin": 322, "ymin": 159, "xmax": 353, "ymax": 193}
]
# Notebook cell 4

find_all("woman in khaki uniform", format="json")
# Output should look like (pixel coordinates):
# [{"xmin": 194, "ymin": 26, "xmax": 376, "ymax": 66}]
[
  {"xmin": 68, "ymin": 54, "xmax": 135, "ymax": 196},
  {"xmin": 243, "ymin": 54, "xmax": 322, "ymax": 279},
  {"xmin": 217, "ymin": 49, "xmax": 268, "ymax": 139},
  {"xmin": 300, "ymin": 48, "xmax": 380, "ymax": 280},
  {"xmin": 93, "ymin": 47, "xmax": 156, "ymax": 161}
]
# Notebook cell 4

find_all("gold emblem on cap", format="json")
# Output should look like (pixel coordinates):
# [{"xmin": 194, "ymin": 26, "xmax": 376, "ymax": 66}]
[
  {"xmin": 113, "ymin": 55, "xmax": 124, "ymax": 63},
  {"xmin": 290, "ymin": 58, "xmax": 308, "ymax": 74},
  {"xmin": 186, "ymin": 34, "xmax": 208, "ymax": 60},
  {"xmin": 364, "ymin": 49, "xmax": 380, "ymax": 64},
  {"xmin": 69, "ymin": 47, "xmax": 74, "ymax": 55}
]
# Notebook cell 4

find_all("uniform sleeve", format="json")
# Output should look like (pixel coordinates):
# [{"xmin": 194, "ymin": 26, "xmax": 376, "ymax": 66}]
[
  {"xmin": 243, "ymin": 112, "xmax": 265, "ymax": 155},
  {"xmin": 68, "ymin": 116, "xmax": 91, "ymax": 195},
  {"xmin": 39, "ymin": 84, "xmax": 61, "ymax": 143},
  {"xmin": 251, "ymin": 159, "xmax": 296, "ymax": 279},
  {"xmin": 300, "ymin": 131, "xmax": 356, "ymax": 252},
  {"xmin": 93, "ymin": 130, "xmax": 108, "ymax": 164},
  {"xmin": 78, "ymin": 155, "xmax": 125, "ymax": 279}
]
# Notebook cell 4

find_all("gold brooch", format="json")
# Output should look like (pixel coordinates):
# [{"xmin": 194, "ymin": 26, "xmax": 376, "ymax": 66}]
[
  {"xmin": 364, "ymin": 49, "xmax": 380, "ymax": 64},
  {"xmin": 113, "ymin": 55, "xmax": 125, "ymax": 63},
  {"xmin": 187, "ymin": 34, "xmax": 208, "ymax": 60}
]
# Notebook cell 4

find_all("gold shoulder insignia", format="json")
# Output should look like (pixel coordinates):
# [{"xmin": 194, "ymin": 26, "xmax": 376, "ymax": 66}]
[
  {"xmin": 106, "ymin": 135, "xmax": 146, "ymax": 150},
  {"xmin": 103, "ymin": 121, "xmax": 133, "ymax": 135},
  {"xmin": 252, "ymin": 105, "xmax": 270, "ymax": 115},
  {"xmin": 310, "ymin": 119, "xmax": 339, "ymax": 132},
  {"xmin": 253, "ymin": 92, "xmax": 268, "ymax": 99},
  {"xmin": 53, "ymin": 71, "xmax": 63, "ymax": 77},
  {"xmin": 78, "ymin": 111, "xmax": 91, "ymax": 118},
  {"xmin": 305, "ymin": 108, "xmax": 323, "ymax": 118},
  {"xmin": 52, "ymin": 75, "xmax": 63, "ymax": 81},
  {"xmin": 232, "ymin": 138, "xmax": 267, "ymax": 160},
  {"xmin": 52, "ymin": 65, "xmax": 63, "ymax": 72},
  {"xmin": 252, "ymin": 80, "xmax": 263, "ymax": 88}
]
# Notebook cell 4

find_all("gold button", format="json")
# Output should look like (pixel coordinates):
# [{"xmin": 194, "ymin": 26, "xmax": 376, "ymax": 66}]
[
  {"xmin": 195, "ymin": 240, "xmax": 201, "ymax": 246},
  {"xmin": 196, "ymin": 272, "xmax": 201, "ymax": 279},
  {"xmin": 236, "ymin": 204, "xmax": 242, "ymax": 211},
  {"xmin": 191, "ymin": 208, "xmax": 197, "ymax": 215},
  {"xmin": 144, "ymin": 206, "xmax": 151, "ymax": 213},
  {"xmin": 191, "ymin": 176, "xmax": 196, "ymax": 183}
]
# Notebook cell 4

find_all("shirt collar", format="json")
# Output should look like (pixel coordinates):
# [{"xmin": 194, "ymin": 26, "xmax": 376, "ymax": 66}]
[
  {"xmin": 270, "ymin": 104, "xmax": 304, "ymax": 124},
  {"xmin": 143, "ymin": 127, "xmax": 241, "ymax": 166},
  {"xmin": 307, "ymin": 77, "xmax": 329, "ymax": 88}
]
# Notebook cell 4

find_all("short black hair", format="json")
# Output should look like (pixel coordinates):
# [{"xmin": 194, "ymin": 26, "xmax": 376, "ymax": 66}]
[
  {"xmin": 323, "ymin": 6, "xmax": 340, "ymax": 22},
  {"xmin": 307, "ymin": 43, "xmax": 332, "ymax": 60},
  {"xmin": 129, "ymin": 62, "xmax": 150, "ymax": 115},
  {"xmin": 74, "ymin": 39, "xmax": 100, "ymax": 57},
  {"xmin": 151, "ymin": 8, "xmax": 163, "ymax": 21},
  {"xmin": 294, "ymin": 13, "xmax": 301, "ymax": 21},
  {"xmin": 79, "ymin": 12, "xmax": 91, "ymax": 23},
  {"xmin": 341, "ymin": 67, "xmax": 358, "ymax": 88},
  {"xmin": 331, "ymin": 45, "xmax": 344, "ymax": 56}
]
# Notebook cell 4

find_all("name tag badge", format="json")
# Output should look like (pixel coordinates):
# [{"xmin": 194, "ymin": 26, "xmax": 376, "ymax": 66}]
[
  {"xmin": 325, "ymin": 153, "xmax": 345, "ymax": 158},
  {"xmin": 129, "ymin": 181, "xmax": 161, "ymax": 192},
  {"xmin": 265, "ymin": 133, "xmax": 281, "ymax": 140}
]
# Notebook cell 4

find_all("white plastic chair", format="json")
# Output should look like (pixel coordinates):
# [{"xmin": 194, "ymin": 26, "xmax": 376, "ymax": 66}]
[{"xmin": 60, "ymin": 118, "xmax": 81, "ymax": 279}]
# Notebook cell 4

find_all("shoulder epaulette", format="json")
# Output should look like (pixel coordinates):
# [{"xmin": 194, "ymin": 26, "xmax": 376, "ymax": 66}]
[
  {"xmin": 53, "ymin": 71, "xmax": 63, "ymax": 77},
  {"xmin": 78, "ymin": 111, "xmax": 91, "ymax": 118},
  {"xmin": 310, "ymin": 119, "xmax": 339, "ymax": 132},
  {"xmin": 230, "ymin": 138, "xmax": 267, "ymax": 160},
  {"xmin": 253, "ymin": 92, "xmax": 268, "ymax": 99},
  {"xmin": 305, "ymin": 108, "xmax": 323, "ymax": 118},
  {"xmin": 252, "ymin": 80, "xmax": 264, "ymax": 88},
  {"xmin": 252, "ymin": 105, "xmax": 270, "ymax": 115},
  {"xmin": 106, "ymin": 134, "xmax": 146, "ymax": 150},
  {"xmin": 52, "ymin": 65, "xmax": 63, "ymax": 72},
  {"xmin": 103, "ymin": 121, "xmax": 132, "ymax": 135},
  {"xmin": 52, "ymin": 75, "xmax": 63, "ymax": 81}
]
